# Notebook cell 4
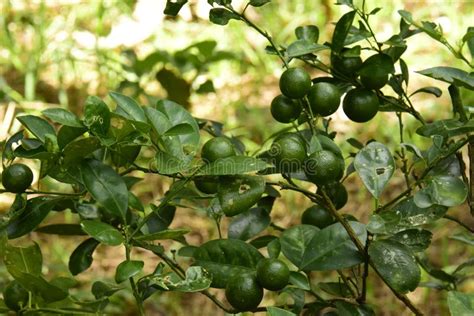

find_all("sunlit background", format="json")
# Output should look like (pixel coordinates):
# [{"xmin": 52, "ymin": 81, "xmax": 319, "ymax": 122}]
[{"xmin": 1, "ymin": 0, "xmax": 473, "ymax": 315}]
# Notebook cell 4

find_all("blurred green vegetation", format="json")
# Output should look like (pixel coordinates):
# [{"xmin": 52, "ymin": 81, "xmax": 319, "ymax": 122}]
[{"xmin": 1, "ymin": 0, "xmax": 473, "ymax": 315}]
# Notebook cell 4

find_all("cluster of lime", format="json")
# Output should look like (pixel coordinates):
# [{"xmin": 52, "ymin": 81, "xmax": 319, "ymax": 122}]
[{"xmin": 225, "ymin": 258, "xmax": 290, "ymax": 311}]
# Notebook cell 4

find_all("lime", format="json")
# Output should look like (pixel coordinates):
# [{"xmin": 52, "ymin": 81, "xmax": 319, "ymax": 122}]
[
  {"xmin": 304, "ymin": 150, "xmax": 344, "ymax": 185},
  {"xmin": 270, "ymin": 133, "xmax": 307, "ymax": 172},
  {"xmin": 3, "ymin": 280, "xmax": 28, "ymax": 311},
  {"xmin": 307, "ymin": 82, "xmax": 342, "ymax": 116},
  {"xmin": 2, "ymin": 163, "xmax": 33, "ymax": 193},
  {"xmin": 301, "ymin": 205, "xmax": 335, "ymax": 228},
  {"xmin": 201, "ymin": 137, "xmax": 236, "ymax": 163},
  {"xmin": 331, "ymin": 52, "xmax": 362, "ymax": 79},
  {"xmin": 342, "ymin": 88, "xmax": 379, "ymax": 123},
  {"xmin": 279, "ymin": 67, "xmax": 312, "ymax": 99},
  {"xmin": 359, "ymin": 53, "xmax": 394, "ymax": 90},
  {"xmin": 318, "ymin": 181, "xmax": 348, "ymax": 210},
  {"xmin": 270, "ymin": 95, "xmax": 302, "ymax": 123},
  {"xmin": 225, "ymin": 273, "xmax": 263, "ymax": 311},
  {"xmin": 256, "ymin": 258, "xmax": 290, "ymax": 291}
]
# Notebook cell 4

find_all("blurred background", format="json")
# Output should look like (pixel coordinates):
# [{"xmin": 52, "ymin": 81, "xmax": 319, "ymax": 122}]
[{"xmin": 0, "ymin": 0, "xmax": 473, "ymax": 315}]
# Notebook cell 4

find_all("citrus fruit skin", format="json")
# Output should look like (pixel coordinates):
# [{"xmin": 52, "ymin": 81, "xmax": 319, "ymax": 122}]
[
  {"xmin": 301, "ymin": 205, "xmax": 335, "ymax": 228},
  {"xmin": 360, "ymin": 71, "xmax": 388, "ymax": 90},
  {"xmin": 279, "ymin": 67, "xmax": 312, "ymax": 99},
  {"xmin": 225, "ymin": 273, "xmax": 263, "ymax": 311},
  {"xmin": 201, "ymin": 137, "xmax": 236, "ymax": 163},
  {"xmin": 3, "ymin": 280, "xmax": 29, "ymax": 311},
  {"xmin": 270, "ymin": 133, "xmax": 307, "ymax": 172},
  {"xmin": 342, "ymin": 88, "xmax": 379, "ymax": 123},
  {"xmin": 318, "ymin": 181, "xmax": 348, "ymax": 210},
  {"xmin": 270, "ymin": 95, "xmax": 302, "ymax": 123},
  {"xmin": 256, "ymin": 258, "xmax": 290, "ymax": 291},
  {"xmin": 194, "ymin": 178, "xmax": 218, "ymax": 194},
  {"xmin": 2, "ymin": 163, "xmax": 33, "ymax": 193},
  {"xmin": 307, "ymin": 82, "xmax": 342, "ymax": 116},
  {"xmin": 304, "ymin": 150, "xmax": 344, "ymax": 185},
  {"xmin": 359, "ymin": 53, "xmax": 393, "ymax": 90},
  {"xmin": 331, "ymin": 53, "xmax": 362, "ymax": 79}
]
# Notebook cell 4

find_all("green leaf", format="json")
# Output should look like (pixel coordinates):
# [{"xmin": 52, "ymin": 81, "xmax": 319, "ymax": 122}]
[
  {"xmin": 146, "ymin": 205, "xmax": 176, "ymax": 233},
  {"xmin": 267, "ymin": 307, "xmax": 297, "ymax": 316},
  {"xmin": 109, "ymin": 91, "xmax": 146, "ymax": 122},
  {"xmin": 160, "ymin": 266, "xmax": 212, "ymax": 292},
  {"xmin": 80, "ymin": 159, "xmax": 128, "ymax": 222},
  {"xmin": 42, "ymin": 108, "xmax": 83, "ymax": 128},
  {"xmin": 447, "ymin": 291, "xmax": 474, "ymax": 316},
  {"xmin": 331, "ymin": 11, "xmax": 356, "ymax": 54},
  {"xmin": 152, "ymin": 151, "xmax": 191, "ymax": 175},
  {"xmin": 389, "ymin": 229, "xmax": 432, "ymax": 252},
  {"xmin": 249, "ymin": 0, "xmax": 271, "ymax": 7},
  {"xmin": 115, "ymin": 260, "xmax": 144, "ymax": 283},
  {"xmin": 144, "ymin": 106, "xmax": 171, "ymax": 135},
  {"xmin": 280, "ymin": 225, "xmax": 319, "ymax": 269},
  {"xmin": 192, "ymin": 239, "xmax": 263, "ymax": 288},
  {"xmin": 84, "ymin": 96, "xmax": 111, "ymax": 136},
  {"xmin": 369, "ymin": 240, "xmax": 420, "ymax": 293},
  {"xmin": 7, "ymin": 197, "xmax": 56, "ymax": 239},
  {"xmin": 288, "ymin": 271, "xmax": 311, "ymax": 291},
  {"xmin": 414, "ymin": 176, "xmax": 467, "ymax": 208},
  {"xmin": 228, "ymin": 207, "xmax": 271, "ymax": 240},
  {"xmin": 301, "ymin": 222, "xmax": 366, "ymax": 271},
  {"xmin": 335, "ymin": 301, "xmax": 375, "ymax": 316},
  {"xmin": 464, "ymin": 27, "xmax": 474, "ymax": 59},
  {"xmin": 410, "ymin": 86, "xmax": 442, "ymax": 98},
  {"xmin": 57, "ymin": 125, "xmax": 87, "ymax": 149},
  {"xmin": 354, "ymin": 142, "xmax": 395, "ymax": 199},
  {"xmin": 4, "ymin": 243, "xmax": 42, "ymax": 276},
  {"xmin": 199, "ymin": 156, "xmax": 268, "ymax": 175},
  {"xmin": 417, "ymin": 67, "xmax": 474, "ymax": 90},
  {"xmin": 164, "ymin": 123, "xmax": 194, "ymax": 136},
  {"xmin": 134, "ymin": 228, "xmax": 190, "ymax": 241},
  {"xmin": 17, "ymin": 115, "xmax": 55, "ymax": 142},
  {"xmin": 36, "ymin": 224, "xmax": 86, "ymax": 235},
  {"xmin": 63, "ymin": 137, "xmax": 101, "ymax": 165},
  {"xmin": 358, "ymin": 53, "xmax": 395, "ymax": 77},
  {"xmin": 164, "ymin": 0, "xmax": 188, "ymax": 16},
  {"xmin": 92, "ymin": 281, "xmax": 123, "ymax": 299},
  {"xmin": 319, "ymin": 282, "xmax": 353, "ymax": 298},
  {"xmin": 209, "ymin": 8, "xmax": 239, "ymax": 26},
  {"xmin": 286, "ymin": 40, "xmax": 329, "ymax": 58},
  {"xmin": 80, "ymin": 220, "xmax": 124, "ymax": 246},
  {"xmin": 69, "ymin": 238, "xmax": 100, "ymax": 275},
  {"xmin": 2, "ymin": 130, "xmax": 24, "ymax": 162},
  {"xmin": 218, "ymin": 176, "xmax": 266, "ymax": 217},
  {"xmin": 295, "ymin": 25, "xmax": 319, "ymax": 43},
  {"xmin": 10, "ymin": 272, "xmax": 68, "ymax": 303},
  {"xmin": 416, "ymin": 119, "xmax": 474, "ymax": 138},
  {"xmin": 450, "ymin": 232, "xmax": 474, "ymax": 246},
  {"xmin": 368, "ymin": 198, "xmax": 447, "ymax": 234}
]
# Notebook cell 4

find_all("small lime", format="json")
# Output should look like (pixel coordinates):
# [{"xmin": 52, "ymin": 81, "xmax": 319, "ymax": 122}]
[
  {"xmin": 302, "ymin": 205, "xmax": 335, "ymax": 228},
  {"xmin": 304, "ymin": 150, "xmax": 344, "ymax": 185},
  {"xmin": 270, "ymin": 95, "xmax": 302, "ymax": 123},
  {"xmin": 256, "ymin": 258, "xmax": 290, "ymax": 291},
  {"xmin": 279, "ymin": 67, "xmax": 312, "ymax": 99},
  {"xmin": 342, "ymin": 88, "xmax": 379, "ymax": 123},
  {"xmin": 307, "ymin": 82, "xmax": 342, "ymax": 116},
  {"xmin": 201, "ymin": 137, "xmax": 236, "ymax": 163},
  {"xmin": 225, "ymin": 273, "xmax": 263, "ymax": 311},
  {"xmin": 2, "ymin": 163, "xmax": 33, "ymax": 193}
]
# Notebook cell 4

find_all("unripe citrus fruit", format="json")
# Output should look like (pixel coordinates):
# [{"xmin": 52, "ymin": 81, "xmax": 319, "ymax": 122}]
[
  {"xmin": 342, "ymin": 88, "xmax": 379, "ymax": 123},
  {"xmin": 2, "ymin": 163, "xmax": 33, "ymax": 193},
  {"xmin": 279, "ymin": 67, "xmax": 312, "ymax": 99},
  {"xmin": 307, "ymin": 82, "xmax": 342, "ymax": 116}
]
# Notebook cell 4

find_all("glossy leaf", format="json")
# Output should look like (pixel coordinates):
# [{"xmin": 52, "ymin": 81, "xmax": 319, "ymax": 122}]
[
  {"xmin": 417, "ymin": 119, "xmax": 474, "ymax": 138},
  {"xmin": 153, "ymin": 151, "xmax": 190, "ymax": 175},
  {"xmin": 164, "ymin": 123, "xmax": 194, "ymax": 136},
  {"xmin": 146, "ymin": 205, "xmax": 176, "ymax": 234},
  {"xmin": 10, "ymin": 272, "xmax": 68, "ymax": 303},
  {"xmin": 192, "ymin": 239, "xmax": 263, "ymax": 288},
  {"xmin": 218, "ymin": 176, "xmax": 266, "ymax": 216},
  {"xmin": 2, "ymin": 130, "xmax": 24, "ymax": 162},
  {"xmin": 158, "ymin": 266, "xmax": 212, "ymax": 292},
  {"xmin": 249, "ymin": 0, "xmax": 271, "ymax": 7},
  {"xmin": 289, "ymin": 272, "xmax": 311, "ymax": 291},
  {"xmin": 36, "ymin": 224, "xmax": 86, "ymax": 235},
  {"xmin": 295, "ymin": 25, "xmax": 319, "ymax": 43},
  {"xmin": 414, "ymin": 176, "xmax": 467, "ymax": 208},
  {"xmin": 199, "ymin": 156, "xmax": 267, "ymax": 175},
  {"xmin": 92, "ymin": 281, "xmax": 123, "ymax": 299},
  {"xmin": 228, "ymin": 207, "xmax": 270, "ymax": 240},
  {"xmin": 7, "ymin": 197, "xmax": 56, "ymax": 239},
  {"xmin": 389, "ymin": 229, "xmax": 432, "ymax": 252},
  {"xmin": 63, "ymin": 137, "xmax": 101, "ymax": 165},
  {"xmin": 209, "ymin": 8, "xmax": 239, "ymax": 25},
  {"xmin": 80, "ymin": 220, "xmax": 124, "ymax": 246},
  {"xmin": 301, "ymin": 222, "xmax": 366, "ymax": 271},
  {"xmin": 69, "ymin": 238, "xmax": 100, "ymax": 275},
  {"xmin": 80, "ymin": 159, "xmax": 128, "ymax": 222},
  {"xmin": 42, "ymin": 108, "xmax": 83, "ymax": 127},
  {"xmin": 354, "ymin": 142, "xmax": 395, "ymax": 199},
  {"xmin": 144, "ymin": 106, "xmax": 171, "ymax": 135},
  {"xmin": 319, "ymin": 282, "xmax": 353, "ymax": 298},
  {"xmin": 4, "ymin": 243, "xmax": 42, "ymax": 276},
  {"xmin": 57, "ymin": 125, "xmax": 87, "ymax": 149},
  {"xmin": 368, "ymin": 198, "xmax": 447, "ymax": 234},
  {"xmin": 369, "ymin": 240, "xmax": 420, "ymax": 293},
  {"xmin": 115, "ymin": 260, "xmax": 144, "ymax": 283},
  {"xmin": 286, "ymin": 40, "xmax": 328, "ymax": 58},
  {"xmin": 267, "ymin": 307, "xmax": 297, "ymax": 316},
  {"xmin": 134, "ymin": 228, "xmax": 190, "ymax": 241},
  {"xmin": 410, "ymin": 86, "xmax": 442, "ymax": 98},
  {"xmin": 164, "ymin": 0, "xmax": 188, "ymax": 16},
  {"xmin": 331, "ymin": 11, "xmax": 356, "ymax": 53},
  {"xmin": 84, "ymin": 96, "xmax": 111, "ymax": 136},
  {"xmin": 335, "ymin": 301, "xmax": 375, "ymax": 316},
  {"xmin": 447, "ymin": 291, "xmax": 474, "ymax": 315},
  {"xmin": 417, "ymin": 67, "xmax": 474, "ymax": 90},
  {"xmin": 110, "ymin": 91, "xmax": 146, "ymax": 122},
  {"xmin": 17, "ymin": 115, "xmax": 55, "ymax": 142},
  {"xmin": 280, "ymin": 225, "xmax": 319, "ymax": 269}
]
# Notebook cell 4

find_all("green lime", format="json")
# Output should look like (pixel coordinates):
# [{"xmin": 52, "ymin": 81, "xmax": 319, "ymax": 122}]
[
  {"xmin": 359, "ymin": 53, "xmax": 394, "ymax": 90},
  {"xmin": 194, "ymin": 177, "xmax": 218, "ymax": 194},
  {"xmin": 331, "ymin": 52, "xmax": 362, "ymax": 79},
  {"xmin": 256, "ymin": 258, "xmax": 290, "ymax": 291},
  {"xmin": 304, "ymin": 150, "xmax": 344, "ymax": 185},
  {"xmin": 317, "ymin": 181, "xmax": 348, "ymax": 210},
  {"xmin": 270, "ymin": 95, "xmax": 302, "ymax": 123},
  {"xmin": 301, "ymin": 205, "xmax": 335, "ymax": 228},
  {"xmin": 279, "ymin": 67, "xmax": 312, "ymax": 99},
  {"xmin": 342, "ymin": 88, "xmax": 379, "ymax": 123},
  {"xmin": 225, "ymin": 273, "xmax": 263, "ymax": 311},
  {"xmin": 201, "ymin": 137, "xmax": 236, "ymax": 163},
  {"xmin": 270, "ymin": 133, "xmax": 307, "ymax": 173},
  {"xmin": 307, "ymin": 82, "xmax": 342, "ymax": 117},
  {"xmin": 3, "ymin": 280, "xmax": 29, "ymax": 311},
  {"xmin": 2, "ymin": 163, "xmax": 33, "ymax": 193}
]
